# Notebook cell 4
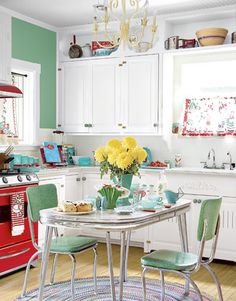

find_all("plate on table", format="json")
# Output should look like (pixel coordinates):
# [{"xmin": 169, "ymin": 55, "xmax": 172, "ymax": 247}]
[{"xmin": 55, "ymin": 207, "xmax": 96, "ymax": 215}]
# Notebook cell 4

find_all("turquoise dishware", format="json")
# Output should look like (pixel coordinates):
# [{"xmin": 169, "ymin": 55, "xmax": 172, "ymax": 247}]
[
  {"xmin": 78, "ymin": 157, "xmax": 91, "ymax": 166},
  {"xmin": 28, "ymin": 157, "xmax": 34, "ymax": 164},
  {"xmin": 148, "ymin": 195, "xmax": 161, "ymax": 202},
  {"xmin": 164, "ymin": 187, "xmax": 184, "ymax": 204},
  {"xmin": 13, "ymin": 153, "xmax": 22, "ymax": 165},
  {"xmin": 21, "ymin": 155, "xmax": 29, "ymax": 165},
  {"xmin": 141, "ymin": 198, "xmax": 157, "ymax": 209}
]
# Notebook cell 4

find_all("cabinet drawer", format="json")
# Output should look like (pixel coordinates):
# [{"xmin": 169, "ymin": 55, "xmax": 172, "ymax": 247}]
[{"xmin": 0, "ymin": 240, "xmax": 36, "ymax": 274}]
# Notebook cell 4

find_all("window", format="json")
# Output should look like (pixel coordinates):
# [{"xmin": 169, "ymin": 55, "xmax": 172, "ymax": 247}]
[
  {"xmin": 0, "ymin": 59, "xmax": 41, "ymax": 145},
  {"xmin": 174, "ymin": 51, "xmax": 236, "ymax": 136}
]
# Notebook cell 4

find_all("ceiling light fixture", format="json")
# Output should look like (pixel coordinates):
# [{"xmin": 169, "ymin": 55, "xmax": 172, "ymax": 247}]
[{"xmin": 93, "ymin": 0, "xmax": 158, "ymax": 65}]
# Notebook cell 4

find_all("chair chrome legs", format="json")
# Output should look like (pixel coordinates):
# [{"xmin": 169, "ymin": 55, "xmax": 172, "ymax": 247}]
[
  {"xmin": 50, "ymin": 253, "xmax": 58, "ymax": 284},
  {"xmin": 21, "ymin": 250, "xmax": 41, "ymax": 297},
  {"xmin": 141, "ymin": 267, "xmax": 147, "ymax": 301},
  {"xmin": 202, "ymin": 263, "xmax": 223, "ymax": 301},
  {"xmin": 69, "ymin": 254, "xmax": 76, "ymax": 301},
  {"xmin": 160, "ymin": 271, "xmax": 165, "ymax": 301},
  {"xmin": 182, "ymin": 273, "xmax": 203, "ymax": 301},
  {"xmin": 93, "ymin": 247, "xmax": 98, "ymax": 294}
]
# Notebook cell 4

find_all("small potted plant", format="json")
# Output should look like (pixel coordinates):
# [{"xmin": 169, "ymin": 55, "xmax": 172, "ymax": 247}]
[{"xmin": 96, "ymin": 184, "xmax": 130, "ymax": 209}]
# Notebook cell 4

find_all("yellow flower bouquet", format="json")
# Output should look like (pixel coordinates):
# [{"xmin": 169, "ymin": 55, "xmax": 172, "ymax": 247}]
[{"xmin": 94, "ymin": 137, "xmax": 147, "ymax": 180}]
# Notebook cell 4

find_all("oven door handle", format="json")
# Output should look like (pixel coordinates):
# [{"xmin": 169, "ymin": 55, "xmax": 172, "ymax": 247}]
[
  {"xmin": 0, "ymin": 192, "xmax": 25, "ymax": 197},
  {"xmin": 0, "ymin": 247, "xmax": 30, "ymax": 259}
]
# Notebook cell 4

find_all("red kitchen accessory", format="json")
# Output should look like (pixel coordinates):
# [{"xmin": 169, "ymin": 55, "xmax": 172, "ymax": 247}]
[
  {"xmin": 178, "ymin": 38, "xmax": 198, "ymax": 48},
  {"xmin": 91, "ymin": 41, "xmax": 115, "ymax": 52}
]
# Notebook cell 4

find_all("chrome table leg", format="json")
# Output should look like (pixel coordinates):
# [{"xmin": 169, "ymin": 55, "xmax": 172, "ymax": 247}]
[
  {"xmin": 177, "ymin": 213, "xmax": 190, "ymax": 295},
  {"xmin": 38, "ymin": 226, "xmax": 53, "ymax": 301},
  {"xmin": 119, "ymin": 231, "xmax": 126, "ymax": 301},
  {"xmin": 124, "ymin": 230, "xmax": 131, "ymax": 282},
  {"xmin": 106, "ymin": 232, "xmax": 116, "ymax": 301}
]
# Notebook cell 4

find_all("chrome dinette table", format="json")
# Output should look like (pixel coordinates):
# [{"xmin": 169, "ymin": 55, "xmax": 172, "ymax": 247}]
[{"xmin": 38, "ymin": 199, "xmax": 191, "ymax": 301}]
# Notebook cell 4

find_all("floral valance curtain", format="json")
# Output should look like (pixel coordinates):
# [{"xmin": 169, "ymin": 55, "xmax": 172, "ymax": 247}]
[{"xmin": 182, "ymin": 96, "xmax": 236, "ymax": 136}]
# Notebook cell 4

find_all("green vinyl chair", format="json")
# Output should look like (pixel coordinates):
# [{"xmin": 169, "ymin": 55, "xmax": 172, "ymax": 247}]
[
  {"xmin": 141, "ymin": 197, "xmax": 223, "ymax": 301},
  {"xmin": 21, "ymin": 184, "xmax": 98, "ymax": 300}
]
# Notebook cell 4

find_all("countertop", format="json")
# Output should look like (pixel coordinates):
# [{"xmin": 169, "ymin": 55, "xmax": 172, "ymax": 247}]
[
  {"xmin": 165, "ymin": 167, "xmax": 236, "ymax": 176},
  {"xmin": 36, "ymin": 165, "xmax": 236, "ymax": 179}
]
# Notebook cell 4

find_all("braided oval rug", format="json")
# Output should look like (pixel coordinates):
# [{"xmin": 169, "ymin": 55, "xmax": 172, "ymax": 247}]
[{"xmin": 15, "ymin": 277, "xmax": 213, "ymax": 301}]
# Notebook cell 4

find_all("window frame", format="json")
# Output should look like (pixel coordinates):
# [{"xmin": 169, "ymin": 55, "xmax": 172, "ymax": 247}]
[{"xmin": 11, "ymin": 58, "xmax": 41, "ymax": 146}]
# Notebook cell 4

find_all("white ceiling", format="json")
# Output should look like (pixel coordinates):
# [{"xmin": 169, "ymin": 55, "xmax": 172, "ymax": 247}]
[{"xmin": 0, "ymin": 0, "xmax": 235, "ymax": 28}]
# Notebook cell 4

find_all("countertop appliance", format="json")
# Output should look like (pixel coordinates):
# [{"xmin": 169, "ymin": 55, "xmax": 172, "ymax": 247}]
[{"xmin": 0, "ymin": 169, "xmax": 39, "ymax": 276}]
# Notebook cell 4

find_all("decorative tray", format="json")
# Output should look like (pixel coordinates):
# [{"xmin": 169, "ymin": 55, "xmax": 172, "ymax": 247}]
[{"xmin": 140, "ymin": 165, "xmax": 166, "ymax": 170}]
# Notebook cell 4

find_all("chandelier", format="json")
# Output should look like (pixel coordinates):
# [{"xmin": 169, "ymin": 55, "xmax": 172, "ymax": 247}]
[{"xmin": 93, "ymin": 0, "xmax": 158, "ymax": 64}]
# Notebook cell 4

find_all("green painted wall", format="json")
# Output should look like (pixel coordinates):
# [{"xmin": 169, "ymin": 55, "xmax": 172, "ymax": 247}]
[{"xmin": 12, "ymin": 18, "xmax": 56, "ymax": 129}]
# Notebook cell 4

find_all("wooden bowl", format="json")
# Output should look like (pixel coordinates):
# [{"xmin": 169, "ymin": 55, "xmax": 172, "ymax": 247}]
[{"xmin": 196, "ymin": 28, "xmax": 228, "ymax": 46}]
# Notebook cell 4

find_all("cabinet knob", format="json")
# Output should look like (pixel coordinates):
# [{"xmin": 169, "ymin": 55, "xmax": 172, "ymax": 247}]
[
  {"xmin": 122, "ymin": 126, "xmax": 126, "ymax": 129},
  {"xmin": 89, "ymin": 124, "xmax": 93, "ymax": 128},
  {"xmin": 84, "ymin": 124, "xmax": 88, "ymax": 128},
  {"xmin": 193, "ymin": 199, "xmax": 198, "ymax": 203},
  {"xmin": 153, "ymin": 123, "xmax": 158, "ymax": 127},
  {"xmin": 76, "ymin": 178, "xmax": 80, "ymax": 182},
  {"xmin": 61, "ymin": 184, "xmax": 64, "ymax": 188},
  {"xmin": 118, "ymin": 123, "xmax": 122, "ymax": 127},
  {"xmin": 146, "ymin": 240, "xmax": 151, "ymax": 244},
  {"xmin": 82, "ymin": 177, "xmax": 86, "ymax": 181},
  {"xmin": 197, "ymin": 199, "xmax": 202, "ymax": 204}
]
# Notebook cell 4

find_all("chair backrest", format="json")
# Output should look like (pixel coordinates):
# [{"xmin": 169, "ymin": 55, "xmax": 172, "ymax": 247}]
[
  {"xmin": 197, "ymin": 197, "xmax": 222, "ymax": 241},
  {"xmin": 26, "ymin": 184, "xmax": 58, "ymax": 222}
]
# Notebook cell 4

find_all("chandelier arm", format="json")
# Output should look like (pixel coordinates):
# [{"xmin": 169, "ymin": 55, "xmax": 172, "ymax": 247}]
[
  {"xmin": 128, "ymin": 0, "xmax": 144, "ymax": 22},
  {"xmin": 109, "ymin": 0, "xmax": 122, "ymax": 21}
]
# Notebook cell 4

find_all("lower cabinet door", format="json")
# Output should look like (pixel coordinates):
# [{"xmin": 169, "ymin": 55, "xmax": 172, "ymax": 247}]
[{"xmin": 148, "ymin": 216, "xmax": 186, "ymax": 253}]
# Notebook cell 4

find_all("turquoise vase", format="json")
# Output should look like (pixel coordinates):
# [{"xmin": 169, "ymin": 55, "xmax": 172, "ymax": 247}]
[{"xmin": 113, "ymin": 174, "xmax": 133, "ymax": 206}]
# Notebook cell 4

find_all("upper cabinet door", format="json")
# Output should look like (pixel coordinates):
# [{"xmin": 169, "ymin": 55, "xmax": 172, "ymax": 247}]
[
  {"xmin": 0, "ymin": 13, "xmax": 11, "ymax": 84},
  {"xmin": 89, "ymin": 59, "xmax": 121, "ymax": 133},
  {"xmin": 122, "ymin": 55, "xmax": 159, "ymax": 133},
  {"xmin": 61, "ymin": 62, "xmax": 91, "ymax": 132}
]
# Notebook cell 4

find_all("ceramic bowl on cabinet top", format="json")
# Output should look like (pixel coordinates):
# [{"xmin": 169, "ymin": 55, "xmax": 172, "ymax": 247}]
[
  {"xmin": 94, "ymin": 48, "xmax": 113, "ymax": 56},
  {"xmin": 196, "ymin": 27, "xmax": 228, "ymax": 46}
]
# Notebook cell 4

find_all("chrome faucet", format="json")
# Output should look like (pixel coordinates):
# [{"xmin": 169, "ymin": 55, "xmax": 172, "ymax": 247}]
[
  {"xmin": 208, "ymin": 148, "xmax": 216, "ymax": 168},
  {"xmin": 227, "ymin": 152, "xmax": 232, "ymax": 168}
]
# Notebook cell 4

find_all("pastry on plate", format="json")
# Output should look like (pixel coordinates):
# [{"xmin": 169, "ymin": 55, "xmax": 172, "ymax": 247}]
[
  {"xmin": 60, "ymin": 202, "xmax": 77, "ymax": 212},
  {"xmin": 76, "ymin": 201, "xmax": 93, "ymax": 212}
]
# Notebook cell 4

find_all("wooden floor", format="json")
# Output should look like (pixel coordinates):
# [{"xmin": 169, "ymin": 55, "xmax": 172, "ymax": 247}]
[{"xmin": 1, "ymin": 243, "xmax": 236, "ymax": 301}]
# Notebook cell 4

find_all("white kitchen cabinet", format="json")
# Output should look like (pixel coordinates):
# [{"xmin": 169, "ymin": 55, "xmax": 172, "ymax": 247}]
[
  {"xmin": 162, "ymin": 170, "xmax": 236, "ymax": 262},
  {"xmin": 60, "ymin": 55, "xmax": 159, "ymax": 134},
  {"xmin": 0, "ymin": 12, "xmax": 11, "ymax": 84},
  {"xmin": 121, "ymin": 56, "xmax": 159, "ymax": 133},
  {"xmin": 61, "ymin": 61, "xmax": 92, "ymax": 132},
  {"xmin": 65, "ymin": 173, "xmax": 83, "ymax": 200},
  {"xmin": 90, "ymin": 59, "xmax": 121, "ymax": 133}
]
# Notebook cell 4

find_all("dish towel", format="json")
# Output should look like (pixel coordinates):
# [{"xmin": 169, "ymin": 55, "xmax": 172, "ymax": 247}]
[{"xmin": 11, "ymin": 192, "xmax": 25, "ymax": 236}]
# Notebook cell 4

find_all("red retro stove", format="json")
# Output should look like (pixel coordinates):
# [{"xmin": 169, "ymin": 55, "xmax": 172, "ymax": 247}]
[{"xmin": 0, "ymin": 169, "xmax": 39, "ymax": 276}]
